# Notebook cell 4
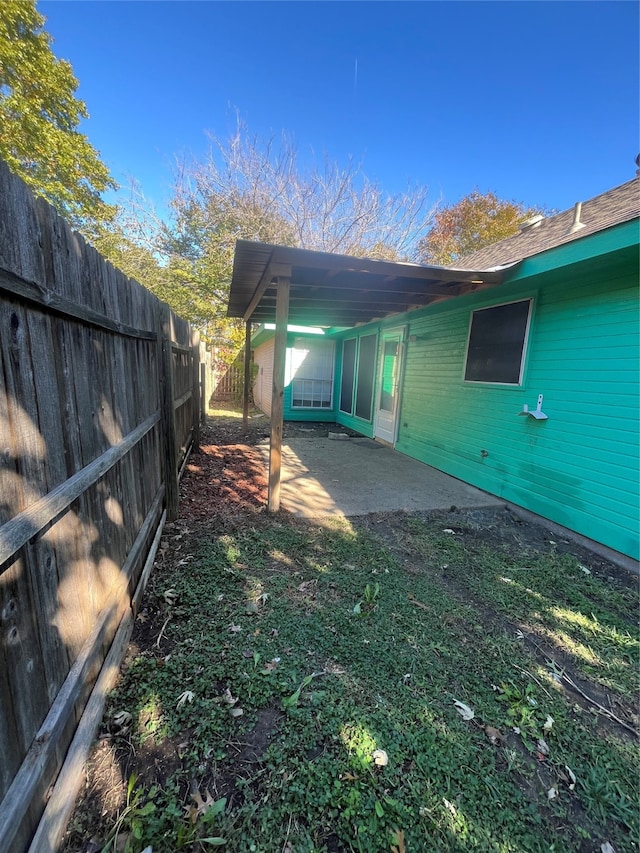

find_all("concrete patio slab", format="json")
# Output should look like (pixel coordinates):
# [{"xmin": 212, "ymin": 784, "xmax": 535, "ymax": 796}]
[{"xmin": 257, "ymin": 435, "xmax": 503, "ymax": 518}]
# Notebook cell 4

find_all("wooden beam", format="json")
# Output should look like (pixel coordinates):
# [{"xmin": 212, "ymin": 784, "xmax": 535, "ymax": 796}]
[
  {"xmin": 266, "ymin": 244, "xmax": 507, "ymax": 283},
  {"xmin": 243, "ymin": 260, "xmax": 292, "ymax": 322},
  {"xmin": 0, "ymin": 265, "xmax": 157, "ymax": 341},
  {"xmin": 267, "ymin": 276, "xmax": 290, "ymax": 513},
  {"xmin": 0, "ymin": 411, "xmax": 160, "ymax": 570},
  {"xmin": 243, "ymin": 319, "xmax": 251, "ymax": 433}
]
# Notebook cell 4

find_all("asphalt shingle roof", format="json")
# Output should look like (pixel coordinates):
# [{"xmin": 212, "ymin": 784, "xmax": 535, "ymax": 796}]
[{"xmin": 458, "ymin": 176, "xmax": 640, "ymax": 268}]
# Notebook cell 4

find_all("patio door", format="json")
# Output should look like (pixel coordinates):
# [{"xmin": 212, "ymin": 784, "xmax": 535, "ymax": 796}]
[{"xmin": 374, "ymin": 327, "xmax": 405, "ymax": 445}]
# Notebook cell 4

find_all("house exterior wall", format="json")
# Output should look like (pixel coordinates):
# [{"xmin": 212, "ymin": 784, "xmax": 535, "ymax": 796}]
[
  {"xmin": 252, "ymin": 333, "xmax": 338, "ymax": 422},
  {"xmin": 283, "ymin": 336, "xmax": 337, "ymax": 422},
  {"xmin": 250, "ymin": 223, "xmax": 639, "ymax": 560},
  {"xmin": 390, "ymin": 226, "xmax": 639, "ymax": 560},
  {"xmin": 253, "ymin": 337, "xmax": 274, "ymax": 417}
]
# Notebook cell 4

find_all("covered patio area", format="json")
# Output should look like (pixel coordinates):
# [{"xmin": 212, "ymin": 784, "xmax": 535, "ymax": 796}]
[
  {"xmin": 228, "ymin": 241, "xmax": 510, "ymax": 513},
  {"xmin": 256, "ymin": 427, "xmax": 502, "ymax": 518}
]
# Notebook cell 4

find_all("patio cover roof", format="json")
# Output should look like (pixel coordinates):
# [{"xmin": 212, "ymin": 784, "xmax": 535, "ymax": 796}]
[
  {"xmin": 227, "ymin": 240, "xmax": 517, "ymax": 515},
  {"xmin": 228, "ymin": 240, "xmax": 515, "ymax": 327}
]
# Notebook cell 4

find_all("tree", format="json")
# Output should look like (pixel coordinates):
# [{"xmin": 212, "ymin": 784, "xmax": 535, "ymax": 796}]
[
  {"xmin": 417, "ymin": 190, "xmax": 545, "ymax": 265},
  {"xmin": 0, "ymin": 0, "xmax": 116, "ymax": 232},
  {"xmin": 158, "ymin": 121, "xmax": 436, "ymax": 330}
]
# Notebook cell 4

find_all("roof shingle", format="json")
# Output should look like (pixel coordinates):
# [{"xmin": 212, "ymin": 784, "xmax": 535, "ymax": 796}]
[{"xmin": 458, "ymin": 177, "xmax": 640, "ymax": 268}]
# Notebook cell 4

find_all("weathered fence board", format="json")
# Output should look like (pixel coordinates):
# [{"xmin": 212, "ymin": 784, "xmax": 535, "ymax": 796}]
[
  {"xmin": 0, "ymin": 159, "xmax": 206, "ymax": 852},
  {"xmin": 211, "ymin": 361, "xmax": 244, "ymax": 401}
]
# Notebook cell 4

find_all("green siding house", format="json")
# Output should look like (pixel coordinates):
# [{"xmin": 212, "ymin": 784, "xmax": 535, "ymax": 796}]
[{"xmin": 239, "ymin": 177, "xmax": 640, "ymax": 560}]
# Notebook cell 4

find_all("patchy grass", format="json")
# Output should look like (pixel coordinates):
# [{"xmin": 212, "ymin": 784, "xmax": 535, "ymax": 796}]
[{"xmin": 62, "ymin": 421, "xmax": 639, "ymax": 853}]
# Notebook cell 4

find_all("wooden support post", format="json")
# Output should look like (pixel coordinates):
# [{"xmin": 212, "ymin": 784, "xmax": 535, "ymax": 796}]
[
  {"xmin": 268, "ymin": 276, "xmax": 290, "ymax": 513},
  {"xmin": 243, "ymin": 319, "xmax": 251, "ymax": 434},
  {"xmin": 158, "ymin": 301, "xmax": 179, "ymax": 522}
]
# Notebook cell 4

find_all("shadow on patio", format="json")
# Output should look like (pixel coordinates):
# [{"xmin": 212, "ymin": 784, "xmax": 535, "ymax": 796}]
[{"xmin": 256, "ymin": 434, "xmax": 502, "ymax": 518}]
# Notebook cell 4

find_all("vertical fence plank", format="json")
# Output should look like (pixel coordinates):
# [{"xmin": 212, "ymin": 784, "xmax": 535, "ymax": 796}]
[{"xmin": 158, "ymin": 301, "xmax": 179, "ymax": 521}]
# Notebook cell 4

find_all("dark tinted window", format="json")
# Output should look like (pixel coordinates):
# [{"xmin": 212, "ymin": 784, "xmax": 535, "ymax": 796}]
[
  {"xmin": 464, "ymin": 300, "xmax": 532, "ymax": 384},
  {"xmin": 355, "ymin": 334, "xmax": 377, "ymax": 419},
  {"xmin": 340, "ymin": 338, "xmax": 356, "ymax": 413}
]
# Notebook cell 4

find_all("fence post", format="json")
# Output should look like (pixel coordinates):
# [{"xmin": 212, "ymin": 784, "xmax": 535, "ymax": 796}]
[
  {"xmin": 191, "ymin": 331, "xmax": 200, "ymax": 451},
  {"xmin": 157, "ymin": 301, "xmax": 179, "ymax": 522},
  {"xmin": 200, "ymin": 362, "xmax": 206, "ymax": 424}
]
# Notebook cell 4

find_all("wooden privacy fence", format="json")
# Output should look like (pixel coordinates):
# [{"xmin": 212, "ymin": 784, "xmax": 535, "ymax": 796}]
[
  {"xmin": 0, "ymin": 160, "xmax": 203, "ymax": 852},
  {"xmin": 211, "ymin": 361, "xmax": 244, "ymax": 401}
]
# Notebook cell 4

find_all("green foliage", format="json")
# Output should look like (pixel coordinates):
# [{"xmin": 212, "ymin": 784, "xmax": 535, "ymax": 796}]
[
  {"xmin": 353, "ymin": 581, "xmax": 380, "ymax": 615},
  {"xmin": 154, "ymin": 119, "xmax": 434, "ymax": 330},
  {"xmin": 101, "ymin": 774, "xmax": 157, "ymax": 852},
  {"xmin": 0, "ymin": 0, "xmax": 116, "ymax": 232},
  {"xmin": 418, "ymin": 189, "xmax": 546, "ymax": 265}
]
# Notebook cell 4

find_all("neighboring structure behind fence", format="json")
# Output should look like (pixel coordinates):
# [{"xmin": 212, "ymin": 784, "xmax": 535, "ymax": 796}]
[{"xmin": 0, "ymin": 160, "xmax": 202, "ymax": 852}]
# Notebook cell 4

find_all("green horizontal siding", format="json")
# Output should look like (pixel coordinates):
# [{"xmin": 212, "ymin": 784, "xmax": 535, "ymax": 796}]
[{"xmin": 392, "ymin": 243, "xmax": 639, "ymax": 560}]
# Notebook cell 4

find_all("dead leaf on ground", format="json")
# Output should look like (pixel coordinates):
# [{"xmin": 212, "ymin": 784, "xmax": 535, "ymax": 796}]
[
  {"xmin": 407, "ymin": 593, "xmax": 431, "ymax": 611},
  {"xmin": 453, "ymin": 700, "xmax": 475, "ymax": 721},
  {"xmin": 185, "ymin": 785, "xmax": 217, "ymax": 824},
  {"xmin": 559, "ymin": 765, "xmax": 577, "ymax": 790},
  {"xmin": 537, "ymin": 737, "xmax": 550, "ymax": 756},
  {"xmin": 391, "ymin": 829, "xmax": 406, "ymax": 853},
  {"xmin": 176, "ymin": 690, "xmax": 194, "ymax": 709},
  {"xmin": 484, "ymin": 725, "xmax": 504, "ymax": 745},
  {"xmin": 372, "ymin": 749, "xmax": 388, "ymax": 766},
  {"xmin": 340, "ymin": 772, "xmax": 359, "ymax": 781}
]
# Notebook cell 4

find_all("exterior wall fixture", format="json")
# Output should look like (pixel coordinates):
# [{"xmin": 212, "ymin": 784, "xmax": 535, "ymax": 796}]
[{"xmin": 519, "ymin": 394, "xmax": 548, "ymax": 420}]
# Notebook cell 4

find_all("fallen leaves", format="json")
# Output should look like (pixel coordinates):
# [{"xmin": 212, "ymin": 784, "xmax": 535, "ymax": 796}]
[
  {"xmin": 390, "ymin": 829, "xmax": 406, "ymax": 853},
  {"xmin": 176, "ymin": 690, "xmax": 194, "ymax": 709},
  {"xmin": 163, "ymin": 588, "xmax": 178, "ymax": 605},
  {"xmin": 184, "ymin": 783, "xmax": 227, "ymax": 837},
  {"xmin": 372, "ymin": 749, "xmax": 388, "ymax": 766},
  {"xmin": 407, "ymin": 593, "xmax": 431, "ymax": 611},
  {"xmin": 453, "ymin": 700, "xmax": 475, "ymax": 721},
  {"xmin": 484, "ymin": 725, "xmax": 504, "ymax": 746},
  {"xmin": 536, "ymin": 737, "xmax": 550, "ymax": 757}
]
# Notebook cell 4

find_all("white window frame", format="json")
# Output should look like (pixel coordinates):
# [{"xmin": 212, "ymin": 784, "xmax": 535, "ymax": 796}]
[{"xmin": 289, "ymin": 339, "xmax": 335, "ymax": 410}]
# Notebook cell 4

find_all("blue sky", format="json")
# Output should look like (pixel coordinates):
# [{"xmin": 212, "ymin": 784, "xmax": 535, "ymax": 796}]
[{"xmin": 39, "ymin": 1, "xmax": 639, "ymax": 220}]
